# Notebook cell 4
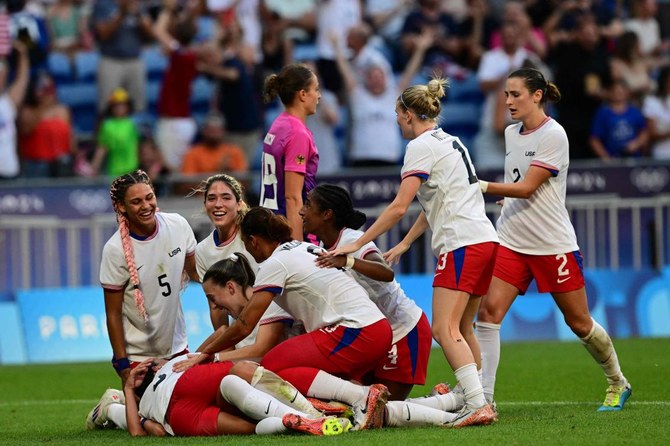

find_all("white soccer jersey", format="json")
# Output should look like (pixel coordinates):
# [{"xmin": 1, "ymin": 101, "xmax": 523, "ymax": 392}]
[
  {"xmin": 400, "ymin": 128, "xmax": 499, "ymax": 257},
  {"xmin": 100, "ymin": 213, "xmax": 196, "ymax": 362},
  {"xmin": 195, "ymin": 230, "xmax": 298, "ymax": 349},
  {"xmin": 138, "ymin": 354, "xmax": 187, "ymax": 436},
  {"xmin": 326, "ymin": 228, "xmax": 423, "ymax": 344},
  {"xmin": 497, "ymin": 118, "xmax": 579, "ymax": 255},
  {"xmin": 253, "ymin": 241, "xmax": 386, "ymax": 332}
]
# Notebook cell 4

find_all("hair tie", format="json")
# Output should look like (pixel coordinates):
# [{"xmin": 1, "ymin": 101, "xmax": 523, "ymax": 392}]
[{"xmin": 228, "ymin": 253, "xmax": 238, "ymax": 261}]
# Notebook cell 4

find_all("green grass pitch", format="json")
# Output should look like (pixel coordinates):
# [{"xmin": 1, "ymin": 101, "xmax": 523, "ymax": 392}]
[{"xmin": 1, "ymin": 337, "xmax": 668, "ymax": 446}]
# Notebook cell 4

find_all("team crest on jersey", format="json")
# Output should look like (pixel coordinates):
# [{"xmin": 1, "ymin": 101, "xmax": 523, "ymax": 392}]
[
  {"xmin": 295, "ymin": 154, "xmax": 305, "ymax": 165},
  {"xmin": 264, "ymin": 133, "xmax": 275, "ymax": 145}
]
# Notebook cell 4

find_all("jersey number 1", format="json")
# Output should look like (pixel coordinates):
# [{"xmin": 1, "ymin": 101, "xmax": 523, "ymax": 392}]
[{"xmin": 452, "ymin": 140, "xmax": 478, "ymax": 184}]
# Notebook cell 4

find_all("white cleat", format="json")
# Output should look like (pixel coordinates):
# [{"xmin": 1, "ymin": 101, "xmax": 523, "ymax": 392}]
[{"xmin": 85, "ymin": 389, "xmax": 124, "ymax": 430}]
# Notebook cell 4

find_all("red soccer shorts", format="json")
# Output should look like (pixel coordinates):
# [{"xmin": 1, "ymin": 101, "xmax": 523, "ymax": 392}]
[
  {"xmin": 433, "ymin": 241, "xmax": 498, "ymax": 296},
  {"xmin": 493, "ymin": 245, "xmax": 585, "ymax": 294},
  {"xmin": 167, "ymin": 361, "xmax": 234, "ymax": 436}
]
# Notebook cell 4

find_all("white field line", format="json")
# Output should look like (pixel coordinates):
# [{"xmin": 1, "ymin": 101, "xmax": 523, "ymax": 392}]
[{"xmin": 0, "ymin": 399, "xmax": 668, "ymax": 408}]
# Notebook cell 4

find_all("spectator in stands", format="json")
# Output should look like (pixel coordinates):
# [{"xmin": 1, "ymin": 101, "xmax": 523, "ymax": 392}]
[
  {"xmin": 623, "ymin": 0, "xmax": 668, "ymax": 57},
  {"xmin": 181, "ymin": 112, "xmax": 248, "ymax": 175},
  {"xmin": 314, "ymin": 0, "xmax": 362, "ymax": 97},
  {"xmin": 543, "ymin": 0, "xmax": 623, "ymax": 47},
  {"xmin": 455, "ymin": 0, "xmax": 499, "ymax": 71},
  {"xmin": 548, "ymin": 13, "xmax": 612, "ymax": 159},
  {"xmin": 18, "ymin": 70, "xmax": 75, "ymax": 177},
  {"xmin": 209, "ymin": 0, "xmax": 263, "ymax": 63},
  {"xmin": 332, "ymin": 29, "xmax": 433, "ymax": 168},
  {"xmin": 610, "ymin": 31, "xmax": 654, "ymax": 106},
  {"xmin": 642, "ymin": 66, "xmax": 670, "ymax": 159},
  {"xmin": 199, "ymin": 18, "xmax": 262, "ymax": 166},
  {"xmin": 589, "ymin": 79, "xmax": 649, "ymax": 160},
  {"xmin": 137, "ymin": 135, "xmax": 170, "ymax": 195},
  {"xmin": 47, "ymin": 0, "xmax": 93, "ymax": 57},
  {"xmin": 261, "ymin": 0, "xmax": 316, "ymax": 45},
  {"xmin": 0, "ymin": 40, "xmax": 29, "ymax": 180},
  {"xmin": 474, "ymin": 20, "xmax": 537, "ymax": 170},
  {"xmin": 304, "ymin": 62, "xmax": 340, "ymax": 175},
  {"xmin": 153, "ymin": 0, "xmax": 201, "ymax": 172},
  {"xmin": 399, "ymin": 0, "xmax": 465, "ymax": 78},
  {"xmin": 364, "ymin": 0, "xmax": 412, "ymax": 70},
  {"xmin": 258, "ymin": 8, "xmax": 294, "ymax": 81},
  {"xmin": 91, "ymin": 88, "xmax": 140, "ymax": 176},
  {"xmin": 346, "ymin": 22, "xmax": 393, "ymax": 85},
  {"xmin": 489, "ymin": 0, "xmax": 547, "ymax": 60},
  {"xmin": 8, "ymin": 0, "xmax": 50, "ymax": 75},
  {"xmin": 91, "ymin": 0, "xmax": 153, "ymax": 113}
]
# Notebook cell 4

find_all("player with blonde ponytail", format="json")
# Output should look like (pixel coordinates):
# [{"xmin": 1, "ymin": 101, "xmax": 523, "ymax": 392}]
[{"xmin": 327, "ymin": 76, "xmax": 499, "ymax": 428}]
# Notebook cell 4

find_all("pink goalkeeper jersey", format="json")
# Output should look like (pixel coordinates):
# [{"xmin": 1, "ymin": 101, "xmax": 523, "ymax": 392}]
[{"xmin": 259, "ymin": 112, "xmax": 319, "ymax": 216}]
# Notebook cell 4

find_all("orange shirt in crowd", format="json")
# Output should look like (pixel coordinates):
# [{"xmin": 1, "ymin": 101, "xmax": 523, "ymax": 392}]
[{"xmin": 180, "ymin": 142, "xmax": 248, "ymax": 174}]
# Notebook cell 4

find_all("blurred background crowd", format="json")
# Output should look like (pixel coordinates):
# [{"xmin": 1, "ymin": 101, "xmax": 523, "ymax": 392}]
[{"xmin": 0, "ymin": 0, "xmax": 669, "ymax": 194}]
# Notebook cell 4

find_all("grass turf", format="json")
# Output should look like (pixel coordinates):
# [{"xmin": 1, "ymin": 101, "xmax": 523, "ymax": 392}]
[{"xmin": 0, "ymin": 337, "xmax": 667, "ymax": 446}]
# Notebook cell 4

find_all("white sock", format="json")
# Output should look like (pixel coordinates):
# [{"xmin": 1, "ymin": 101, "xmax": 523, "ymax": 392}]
[
  {"xmin": 306, "ymin": 371, "xmax": 367, "ymax": 405},
  {"xmin": 478, "ymin": 368, "xmax": 483, "ymax": 386},
  {"xmin": 476, "ymin": 321, "xmax": 501, "ymax": 403},
  {"xmin": 454, "ymin": 363, "xmax": 487, "ymax": 408},
  {"xmin": 220, "ymin": 375, "xmax": 308, "ymax": 420},
  {"xmin": 405, "ymin": 392, "xmax": 464, "ymax": 412},
  {"xmin": 255, "ymin": 417, "xmax": 288, "ymax": 435},
  {"xmin": 106, "ymin": 403, "xmax": 127, "ymax": 430},
  {"xmin": 385, "ymin": 401, "xmax": 457, "ymax": 427},
  {"xmin": 580, "ymin": 319, "xmax": 626, "ymax": 386},
  {"xmin": 250, "ymin": 366, "xmax": 322, "ymax": 418}
]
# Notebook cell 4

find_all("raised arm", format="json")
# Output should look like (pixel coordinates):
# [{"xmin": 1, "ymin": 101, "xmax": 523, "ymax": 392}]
[
  {"xmin": 329, "ymin": 176, "xmax": 422, "ymax": 256},
  {"xmin": 397, "ymin": 31, "xmax": 434, "ymax": 92},
  {"xmin": 330, "ymin": 32, "xmax": 357, "ymax": 92}
]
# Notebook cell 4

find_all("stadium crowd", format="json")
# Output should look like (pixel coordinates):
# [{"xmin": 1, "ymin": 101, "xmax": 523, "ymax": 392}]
[{"xmin": 0, "ymin": 0, "xmax": 669, "ymax": 185}]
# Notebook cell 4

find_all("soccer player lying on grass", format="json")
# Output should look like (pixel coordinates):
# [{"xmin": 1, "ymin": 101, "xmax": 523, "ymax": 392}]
[{"xmin": 91, "ymin": 356, "xmax": 350, "ymax": 437}]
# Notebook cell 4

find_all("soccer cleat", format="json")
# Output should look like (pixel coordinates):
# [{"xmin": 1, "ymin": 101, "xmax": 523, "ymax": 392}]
[
  {"xmin": 306, "ymin": 397, "xmax": 351, "ymax": 416},
  {"xmin": 85, "ymin": 389, "xmax": 125, "ymax": 430},
  {"xmin": 282, "ymin": 414, "xmax": 351, "ymax": 436},
  {"xmin": 445, "ymin": 404, "xmax": 497, "ymax": 428},
  {"xmin": 430, "ymin": 382, "xmax": 452, "ymax": 396},
  {"xmin": 598, "ymin": 382, "xmax": 632, "ymax": 412},
  {"xmin": 351, "ymin": 384, "xmax": 390, "ymax": 431}
]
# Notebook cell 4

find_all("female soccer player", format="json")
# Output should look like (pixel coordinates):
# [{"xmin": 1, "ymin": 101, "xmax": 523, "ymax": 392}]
[
  {"xmin": 259, "ymin": 64, "xmax": 320, "ymax": 241},
  {"xmin": 120, "ymin": 356, "xmax": 349, "ymax": 436},
  {"xmin": 100, "ymin": 170, "xmax": 199, "ymax": 386},
  {"xmin": 476, "ymin": 68, "xmax": 631, "ymax": 411},
  {"xmin": 191, "ymin": 173, "xmax": 300, "ymax": 361},
  {"xmin": 327, "ymin": 78, "xmax": 499, "ymax": 427},
  {"xmin": 174, "ymin": 207, "xmax": 393, "ymax": 430},
  {"xmin": 300, "ymin": 184, "xmax": 432, "ymax": 401}
]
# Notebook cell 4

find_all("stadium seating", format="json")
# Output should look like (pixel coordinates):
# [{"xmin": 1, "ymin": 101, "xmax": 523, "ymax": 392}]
[
  {"xmin": 142, "ymin": 46, "xmax": 168, "ymax": 81},
  {"xmin": 73, "ymin": 50, "xmax": 99, "ymax": 82},
  {"xmin": 47, "ymin": 52, "xmax": 73, "ymax": 84}
]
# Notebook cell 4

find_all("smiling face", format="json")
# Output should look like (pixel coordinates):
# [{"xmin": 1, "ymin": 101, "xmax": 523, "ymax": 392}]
[
  {"xmin": 205, "ymin": 181, "xmax": 241, "ymax": 238},
  {"xmin": 202, "ymin": 278, "xmax": 247, "ymax": 318},
  {"xmin": 299, "ymin": 191, "xmax": 327, "ymax": 236},
  {"xmin": 118, "ymin": 183, "xmax": 157, "ymax": 235},
  {"xmin": 504, "ymin": 76, "xmax": 542, "ymax": 124}
]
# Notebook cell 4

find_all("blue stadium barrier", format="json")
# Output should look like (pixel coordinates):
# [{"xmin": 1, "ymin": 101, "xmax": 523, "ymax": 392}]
[{"xmin": 6, "ymin": 268, "xmax": 670, "ymax": 364}]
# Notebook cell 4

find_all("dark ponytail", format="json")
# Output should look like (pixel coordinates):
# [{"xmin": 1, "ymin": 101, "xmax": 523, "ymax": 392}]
[
  {"xmin": 241, "ymin": 207, "xmax": 293, "ymax": 243},
  {"xmin": 311, "ymin": 184, "xmax": 367, "ymax": 230}
]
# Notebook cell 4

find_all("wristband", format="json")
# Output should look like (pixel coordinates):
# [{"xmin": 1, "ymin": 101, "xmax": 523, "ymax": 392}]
[
  {"xmin": 344, "ymin": 255, "xmax": 355, "ymax": 269},
  {"xmin": 140, "ymin": 417, "xmax": 148, "ymax": 428},
  {"xmin": 213, "ymin": 352, "xmax": 220, "ymax": 362},
  {"xmin": 112, "ymin": 356, "xmax": 131, "ymax": 373},
  {"xmin": 479, "ymin": 180, "xmax": 489, "ymax": 193}
]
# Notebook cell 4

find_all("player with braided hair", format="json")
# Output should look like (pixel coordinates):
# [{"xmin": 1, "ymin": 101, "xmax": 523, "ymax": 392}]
[{"xmin": 100, "ymin": 169, "xmax": 199, "ymax": 386}]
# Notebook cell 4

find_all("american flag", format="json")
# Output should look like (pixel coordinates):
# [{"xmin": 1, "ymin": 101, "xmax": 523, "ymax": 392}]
[{"xmin": 0, "ymin": 9, "xmax": 10, "ymax": 56}]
